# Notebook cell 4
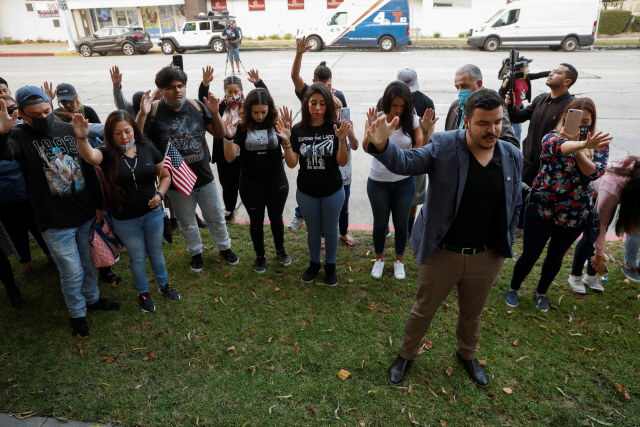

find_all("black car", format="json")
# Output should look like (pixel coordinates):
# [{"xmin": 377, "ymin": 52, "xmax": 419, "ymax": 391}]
[{"xmin": 75, "ymin": 26, "xmax": 153, "ymax": 57}]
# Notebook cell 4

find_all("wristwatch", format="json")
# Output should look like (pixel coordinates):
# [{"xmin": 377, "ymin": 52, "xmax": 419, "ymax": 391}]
[
  {"xmin": 156, "ymin": 191, "xmax": 165, "ymax": 200},
  {"xmin": 225, "ymin": 138, "xmax": 234, "ymax": 144}
]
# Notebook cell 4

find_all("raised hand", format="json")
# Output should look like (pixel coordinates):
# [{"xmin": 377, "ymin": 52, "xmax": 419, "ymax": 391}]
[
  {"xmin": 223, "ymin": 114, "xmax": 237, "ymax": 138},
  {"xmin": 247, "ymin": 69, "xmax": 260, "ymax": 84},
  {"xmin": 278, "ymin": 106, "xmax": 293, "ymax": 128},
  {"xmin": 366, "ymin": 107, "xmax": 379, "ymax": 126},
  {"xmin": 334, "ymin": 120, "xmax": 351, "ymax": 140},
  {"xmin": 296, "ymin": 36, "xmax": 312, "ymax": 55},
  {"xmin": 139, "ymin": 90, "xmax": 152, "ymax": 116},
  {"xmin": 202, "ymin": 65, "xmax": 214, "ymax": 87},
  {"xmin": 419, "ymin": 108, "xmax": 439, "ymax": 134},
  {"xmin": 72, "ymin": 113, "xmax": 90, "ymax": 139},
  {"xmin": 275, "ymin": 120, "xmax": 291, "ymax": 144},
  {"xmin": 110, "ymin": 66, "xmax": 123, "ymax": 89},
  {"xmin": 583, "ymin": 131, "xmax": 613, "ymax": 150},
  {"xmin": 203, "ymin": 91, "xmax": 220, "ymax": 115},
  {"xmin": 151, "ymin": 88, "xmax": 163, "ymax": 102},
  {"xmin": 41, "ymin": 81, "xmax": 56, "ymax": 100},
  {"xmin": 367, "ymin": 115, "xmax": 399, "ymax": 149},
  {"xmin": 0, "ymin": 99, "xmax": 18, "ymax": 135}
]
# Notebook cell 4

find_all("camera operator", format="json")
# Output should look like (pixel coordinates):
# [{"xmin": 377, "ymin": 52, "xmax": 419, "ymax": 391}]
[
  {"xmin": 445, "ymin": 64, "xmax": 519, "ymax": 148},
  {"xmin": 498, "ymin": 57, "xmax": 549, "ymax": 142},
  {"xmin": 222, "ymin": 22, "xmax": 241, "ymax": 75}
]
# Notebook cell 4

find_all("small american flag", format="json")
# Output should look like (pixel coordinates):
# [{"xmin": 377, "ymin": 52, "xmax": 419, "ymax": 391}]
[{"xmin": 163, "ymin": 143, "xmax": 197, "ymax": 197}]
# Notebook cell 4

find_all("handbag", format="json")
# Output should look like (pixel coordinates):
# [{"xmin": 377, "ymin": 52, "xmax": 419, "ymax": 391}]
[
  {"xmin": 584, "ymin": 206, "xmax": 601, "ymax": 243},
  {"xmin": 89, "ymin": 213, "xmax": 123, "ymax": 268}
]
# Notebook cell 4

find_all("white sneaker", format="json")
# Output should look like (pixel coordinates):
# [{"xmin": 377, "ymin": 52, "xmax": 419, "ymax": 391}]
[
  {"xmin": 287, "ymin": 216, "xmax": 305, "ymax": 229},
  {"xmin": 393, "ymin": 261, "xmax": 405, "ymax": 280},
  {"xmin": 568, "ymin": 275, "xmax": 586, "ymax": 294},
  {"xmin": 583, "ymin": 275, "xmax": 604, "ymax": 292},
  {"xmin": 371, "ymin": 260, "xmax": 384, "ymax": 279}
]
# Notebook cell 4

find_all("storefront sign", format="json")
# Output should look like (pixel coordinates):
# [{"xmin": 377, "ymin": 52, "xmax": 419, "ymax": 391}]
[
  {"xmin": 327, "ymin": 0, "xmax": 344, "ymax": 8},
  {"xmin": 248, "ymin": 0, "xmax": 265, "ymax": 11},
  {"xmin": 34, "ymin": 1, "xmax": 60, "ymax": 18},
  {"xmin": 211, "ymin": 0, "xmax": 227, "ymax": 12},
  {"xmin": 288, "ymin": 0, "xmax": 304, "ymax": 10}
]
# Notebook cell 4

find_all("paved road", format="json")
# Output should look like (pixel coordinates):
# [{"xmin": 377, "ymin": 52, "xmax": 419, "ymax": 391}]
[{"xmin": 2, "ymin": 49, "xmax": 638, "ymax": 225}]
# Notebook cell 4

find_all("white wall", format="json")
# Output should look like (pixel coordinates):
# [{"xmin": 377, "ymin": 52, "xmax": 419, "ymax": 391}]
[
  {"xmin": 420, "ymin": 0, "xmax": 507, "ymax": 37},
  {"xmin": 0, "ymin": 0, "xmax": 69, "ymax": 41}
]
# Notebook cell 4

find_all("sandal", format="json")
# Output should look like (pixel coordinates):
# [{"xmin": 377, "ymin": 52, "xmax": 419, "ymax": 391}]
[{"xmin": 341, "ymin": 235, "xmax": 356, "ymax": 247}]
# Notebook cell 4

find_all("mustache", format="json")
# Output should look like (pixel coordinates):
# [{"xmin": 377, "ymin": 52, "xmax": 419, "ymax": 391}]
[{"xmin": 482, "ymin": 133, "xmax": 499, "ymax": 139}]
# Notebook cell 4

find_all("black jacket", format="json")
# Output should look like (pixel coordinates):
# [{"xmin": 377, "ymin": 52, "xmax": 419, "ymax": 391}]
[{"xmin": 498, "ymin": 71, "xmax": 550, "ymax": 104}]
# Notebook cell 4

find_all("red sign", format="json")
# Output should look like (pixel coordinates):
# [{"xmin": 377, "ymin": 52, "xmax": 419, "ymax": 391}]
[
  {"xmin": 211, "ymin": 0, "xmax": 227, "ymax": 12},
  {"xmin": 248, "ymin": 0, "xmax": 265, "ymax": 11},
  {"xmin": 288, "ymin": 0, "xmax": 304, "ymax": 10},
  {"xmin": 327, "ymin": 0, "xmax": 344, "ymax": 9}
]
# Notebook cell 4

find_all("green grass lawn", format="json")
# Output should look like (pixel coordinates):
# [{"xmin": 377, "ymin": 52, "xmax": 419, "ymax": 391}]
[
  {"xmin": 594, "ymin": 39, "xmax": 640, "ymax": 46},
  {"xmin": 1, "ymin": 224, "xmax": 639, "ymax": 426}
]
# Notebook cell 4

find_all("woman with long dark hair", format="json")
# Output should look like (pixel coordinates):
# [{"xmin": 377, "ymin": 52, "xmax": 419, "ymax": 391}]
[
  {"xmin": 73, "ymin": 110, "xmax": 178, "ymax": 313},
  {"xmin": 505, "ymin": 98, "xmax": 612, "ymax": 312},
  {"xmin": 363, "ymin": 81, "xmax": 423, "ymax": 281},
  {"xmin": 278, "ymin": 83, "xmax": 350, "ymax": 286},
  {"xmin": 222, "ymin": 88, "xmax": 291, "ymax": 273}
]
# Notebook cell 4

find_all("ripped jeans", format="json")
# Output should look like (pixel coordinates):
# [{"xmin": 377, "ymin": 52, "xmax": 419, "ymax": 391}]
[{"xmin": 238, "ymin": 172, "xmax": 289, "ymax": 257}]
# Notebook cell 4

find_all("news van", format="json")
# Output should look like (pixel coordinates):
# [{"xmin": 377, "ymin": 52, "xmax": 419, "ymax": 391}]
[
  {"xmin": 296, "ymin": 0, "xmax": 411, "ymax": 52},
  {"xmin": 467, "ymin": 0, "xmax": 601, "ymax": 52}
]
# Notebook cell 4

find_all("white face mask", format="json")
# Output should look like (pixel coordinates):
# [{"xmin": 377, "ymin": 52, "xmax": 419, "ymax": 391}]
[{"xmin": 112, "ymin": 138, "xmax": 135, "ymax": 152}]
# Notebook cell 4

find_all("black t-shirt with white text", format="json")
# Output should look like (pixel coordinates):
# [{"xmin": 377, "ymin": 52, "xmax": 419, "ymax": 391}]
[
  {"xmin": 233, "ymin": 122, "xmax": 284, "ymax": 182},
  {"xmin": 143, "ymin": 99, "xmax": 214, "ymax": 190},
  {"xmin": 291, "ymin": 122, "xmax": 342, "ymax": 198},
  {"xmin": 98, "ymin": 143, "xmax": 163, "ymax": 221}
]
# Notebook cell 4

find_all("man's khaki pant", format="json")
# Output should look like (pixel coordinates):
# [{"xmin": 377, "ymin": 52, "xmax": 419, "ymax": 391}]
[{"xmin": 399, "ymin": 248, "xmax": 505, "ymax": 361}]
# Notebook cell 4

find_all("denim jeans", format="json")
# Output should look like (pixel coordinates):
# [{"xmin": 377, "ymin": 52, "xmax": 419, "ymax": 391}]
[
  {"xmin": 367, "ymin": 176, "xmax": 416, "ymax": 256},
  {"xmin": 297, "ymin": 188, "xmax": 345, "ymax": 264},
  {"xmin": 229, "ymin": 45, "xmax": 240, "ymax": 62},
  {"xmin": 112, "ymin": 206, "xmax": 168, "ymax": 294},
  {"xmin": 167, "ymin": 180, "xmax": 231, "ymax": 255},
  {"xmin": 512, "ymin": 122, "xmax": 522, "ymax": 142},
  {"xmin": 294, "ymin": 206, "xmax": 303, "ymax": 219},
  {"xmin": 625, "ymin": 232, "xmax": 640, "ymax": 267},
  {"xmin": 339, "ymin": 184, "xmax": 351, "ymax": 237},
  {"xmin": 42, "ymin": 218, "xmax": 99, "ymax": 318}
]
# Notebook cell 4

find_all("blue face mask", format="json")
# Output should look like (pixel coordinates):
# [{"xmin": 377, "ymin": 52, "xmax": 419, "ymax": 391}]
[{"xmin": 458, "ymin": 89, "xmax": 472, "ymax": 105}]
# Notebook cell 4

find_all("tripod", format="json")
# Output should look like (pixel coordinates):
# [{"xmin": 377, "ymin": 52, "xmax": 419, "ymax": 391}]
[{"xmin": 224, "ymin": 42, "xmax": 247, "ymax": 76}]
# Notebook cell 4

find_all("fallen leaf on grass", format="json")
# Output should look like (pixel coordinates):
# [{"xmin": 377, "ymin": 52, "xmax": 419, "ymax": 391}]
[
  {"xmin": 587, "ymin": 415, "xmax": 613, "ymax": 426},
  {"xmin": 556, "ymin": 387, "xmax": 568, "ymax": 397},
  {"xmin": 624, "ymin": 279, "xmax": 631, "ymax": 284},
  {"xmin": 428, "ymin": 387, "xmax": 438, "ymax": 397},
  {"xmin": 355, "ymin": 266, "xmax": 362, "ymax": 271},
  {"xmin": 309, "ymin": 406, "xmax": 316, "ymax": 415},
  {"xmin": 422, "ymin": 339, "xmax": 433, "ymax": 350},
  {"xmin": 274, "ymin": 287, "xmax": 280, "ymax": 292},
  {"xmin": 227, "ymin": 346, "xmax": 236, "ymax": 351},
  {"xmin": 149, "ymin": 350, "xmax": 156, "ymax": 358},
  {"xmin": 103, "ymin": 357, "xmax": 115, "ymax": 363},
  {"xmin": 503, "ymin": 387, "xmax": 513, "ymax": 395},
  {"xmin": 478, "ymin": 360, "xmax": 487, "ymax": 366},
  {"xmin": 369, "ymin": 304, "xmax": 375, "ymax": 311},
  {"xmin": 268, "ymin": 404, "xmax": 277, "ymax": 415},
  {"xmin": 417, "ymin": 349, "xmax": 425, "ymax": 355},
  {"xmin": 135, "ymin": 384, "xmax": 142, "ymax": 389},
  {"xmin": 516, "ymin": 356, "xmax": 529, "ymax": 362},
  {"xmin": 337, "ymin": 369, "xmax": 351, "ymax": 380},
  {"xmin": 224, "ymin": 272, "xmax": 231, "ymax": 278},
  {"xmin": 178, "ymin": 248, "xmax": 185, "ymax": 254},
  {"xmin": 407, "ymin": 412, "xmax": 420, "ymax": 425},
  {"xmin": 617, "ymin": 383, "xmax": 631, "ymax": 399},
  {"xmin": 635, "ymin": 313, "xmax": 640, "ymax": 320},
  {"xmin": 446, "ymin": 367, "xmax": 453, "ymax": 377},
  {"xmin": 110, "ymin": 281, "xmax": 117, "ymax": 288},
  {"xmin": 295, "ymin": 347, "xmax": 301, "ymax": 353},
  {"xmin": 512, "ymin": 340, "xmax": 518, "ymax": 346},
  {"xmin": 79, "ymin": 349, "xmax": 85, "ymax": 357},
  {"xmin": 142, "ymin": 357, "xmax": 149, "ymax": 361},
  {"xmin": 267, "ymin": 337, "xmax": 272, "ymax": 343},
  {"xmin": 214, "ymin": 257, "xmax": 221, "ymax": 263},
  {"xmin": 7, "ymin": 377, "xmax": 16, "ymax": 383},
  {"xmin": 250, "ymin": 329, "xmax": 256, "ymax": 334},
  {"xmin": 348, "ymin": 279, "xmax": 354, "ymax": 283},
  {"xmin": 440, "ymin": 421, "xmax": 448, "ymax": 427},
  {"xmin": 75, "ymin": 333, "xmax": 87, "ymax": 340}
]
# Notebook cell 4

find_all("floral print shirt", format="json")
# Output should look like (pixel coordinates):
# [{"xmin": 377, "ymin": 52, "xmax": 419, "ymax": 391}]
[{"xmin": 533, "ymin": 131, "xmax": 609, "ymax": 227}]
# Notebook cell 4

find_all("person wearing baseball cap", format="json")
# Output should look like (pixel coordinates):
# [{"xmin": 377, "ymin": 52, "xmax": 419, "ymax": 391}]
[
  {"xmin": 55, "ymin": 83, "xmax": 101, "ymax": 124},
  {"xmin": 0, "ymin": 86, "xmax": 119, "ymax": 336},
  {"xmin": 222, "ymin": 22, "xmax": 242, "ymax": 75}
]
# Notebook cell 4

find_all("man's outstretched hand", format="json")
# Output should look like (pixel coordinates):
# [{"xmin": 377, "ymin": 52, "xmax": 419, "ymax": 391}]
[{"xmin": 366, "ymin": 115, "xmax": 398, "ymax": 152}]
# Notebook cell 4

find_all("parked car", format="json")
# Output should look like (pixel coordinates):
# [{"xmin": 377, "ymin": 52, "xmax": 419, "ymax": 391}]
[
  {"xmin": 75, "ymin": 26, "xmax": 153, "ymax": 57},
  {"xmin": 158, "ymin": 11, "xmax": 242, "ymax": 54}
]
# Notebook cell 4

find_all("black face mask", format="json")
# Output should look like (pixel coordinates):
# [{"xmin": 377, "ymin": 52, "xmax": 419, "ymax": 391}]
[
  {"xmin": 579, "ymin": 125, "xmax": 590, "ymax": 140},
  {"xmin": 27, "ymin": 113, "xmax": 55, "ymax": 133}
]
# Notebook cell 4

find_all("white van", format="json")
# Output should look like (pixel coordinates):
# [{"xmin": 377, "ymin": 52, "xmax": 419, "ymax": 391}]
[{"xmin": 467, "ymin": 0, "xmax": 601, "ymax": 52}]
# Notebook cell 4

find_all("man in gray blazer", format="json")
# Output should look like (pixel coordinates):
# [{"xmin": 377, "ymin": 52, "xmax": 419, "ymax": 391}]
[{"xmin": 366, "ymin": 88, "xmax": 522, "ymax": 387}]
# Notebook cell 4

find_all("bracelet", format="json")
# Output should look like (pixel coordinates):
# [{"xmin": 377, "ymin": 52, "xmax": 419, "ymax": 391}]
[
  {"xmin": 156, "ymin": 191, "xmax": 165, "ymax": 200},
  {"xmin": 225, "ymin": 138, "xmax": 234, "ymax": 144},
  {"xmin": 77, "ymin": 137, "xmax": 87, "ymax": 140}
]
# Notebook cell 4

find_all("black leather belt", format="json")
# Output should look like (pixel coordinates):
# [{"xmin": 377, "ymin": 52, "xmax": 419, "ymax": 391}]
[{"xmin": 439, "ymin": 244, "xmax": 487, "ymax": 256}]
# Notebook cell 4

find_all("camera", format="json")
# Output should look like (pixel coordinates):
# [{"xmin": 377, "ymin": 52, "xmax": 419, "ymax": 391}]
[
  {"xmin": 497, "ymin": 49, "xmax": 533, "ymax": 80},
  {"xmin": 521, "ymin": 182, "xmax": 546, "ymax": 205}
]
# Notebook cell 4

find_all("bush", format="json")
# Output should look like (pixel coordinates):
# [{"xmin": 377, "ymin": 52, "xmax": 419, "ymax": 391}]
[
  {"xmin": 598, "ymin": 10, "xmax": 632, "ymax": 35},
  {"xmin": 458, "ymin": 32, "xmax": 467, "ymax": 38},
  {"xmin": 269, "ymin": 34, "xmax": 281, "ymax": 40},
  {"xmin": 257, "ymin": 35, "xmax": 265, "ymax": 40},
  {"xmin": 433, "ymin": 32, "xmax": 441, "ymax": 38},
  {"xmin": 631, "ymin": 15, "xmax": 640, "ymax": 32},
  {"xmin": 2, "ymin": 39, "xmax": 22, "ymax": 45},
  {"xmin": 283, "ymin": 33, "xmax": 293, "ymax": 40},
  {"xmin": 244, "ymin": 36, "xmax": 252, "ymax": 40}
]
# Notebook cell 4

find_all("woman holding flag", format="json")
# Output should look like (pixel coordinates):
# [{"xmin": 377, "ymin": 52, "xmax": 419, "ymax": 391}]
[{"xmin": 73, "ymin": 110, "xmax": 179, "ymax": 313}]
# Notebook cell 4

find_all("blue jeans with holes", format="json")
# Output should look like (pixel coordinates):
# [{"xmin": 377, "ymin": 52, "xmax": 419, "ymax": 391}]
[
  {"xmin": 112, "ymin": 206, "xmax": 168, "ymax": 294},
  {"xmin": 624, "ymin": 232, "xmax": 640, "ymax": 267},
  {"xmin": 41, "ymin": 218, "xmax": 99, "ymax": 318},
  {"xmin": 297, "ymin": 188, "xmax": 345, "ymax": 265},
  {"xmin": 367, "ymin": 176, "xmax": 415, "ymax": 256}
]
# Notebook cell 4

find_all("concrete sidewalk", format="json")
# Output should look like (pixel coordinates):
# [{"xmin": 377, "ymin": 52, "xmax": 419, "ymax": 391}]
[{"xmin": 0, "ymin": 413, "xmax": 118, "ymax": 426}]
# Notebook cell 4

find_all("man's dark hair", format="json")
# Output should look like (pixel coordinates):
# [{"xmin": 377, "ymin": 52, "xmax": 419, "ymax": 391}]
[
  {"xmin": 466, "ymin": 88, "xmax": 503, "ymax": 119},
  {"xmin": 0, "ymin": 77, "xmax": 7, "ymax": 87},
  {"xmin": 155, "ymin": 66, "xmax": 188, "ymax": 89},
  {"xmin": 560, "ymin": 63, "xmax": 578, "ymax": 88}
]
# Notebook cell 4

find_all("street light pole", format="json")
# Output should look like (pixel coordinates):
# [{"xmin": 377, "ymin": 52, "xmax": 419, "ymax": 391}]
[{"xmin": 58, "ymin": 0, "xmax": 78, "ymax": 51}]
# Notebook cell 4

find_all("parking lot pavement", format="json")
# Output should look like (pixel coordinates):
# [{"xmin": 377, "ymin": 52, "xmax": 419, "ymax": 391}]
[{"xmin": 1, "ymin": 49, "xmax": 637, "ymax": 225}]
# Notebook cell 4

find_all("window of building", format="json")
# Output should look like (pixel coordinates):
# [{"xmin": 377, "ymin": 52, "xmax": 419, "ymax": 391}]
[
  {"xmin": 115, "ymin": 10, "xmax": 128, "ymax": 26},
  {"xmin": 90, "ymin": 8, "xmax": 113, "ymax": 30},
  {"xmin": 53, "ymin": 19, "xmax": 61, "ymax": 27},
  {"xmin": 433, "ymin": 0, "xmax": 472, "ymax": 8},
  {"xmin": 127, "ymin": 10, "xmax": 139, "ymax": 27},
  {"xmin": 25, "ymin": 3, "xmax": 35, "ymax": 12},
  {"xmin": 329, "ymin": 12, "xmax": 347, "ymax": 25}
]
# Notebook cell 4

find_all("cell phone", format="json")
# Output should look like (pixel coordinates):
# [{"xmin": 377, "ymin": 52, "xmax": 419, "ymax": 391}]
[
  {"xmin": 172, "ymin": 54, "xmax": 184, "ymax": 69},
  {"xmin": 564, "ymin": 109, "xmax": 583, "ymax": 137},
  {"xmin": 340, "ymin": 107, "xmax": 350, "ymax": 123}
]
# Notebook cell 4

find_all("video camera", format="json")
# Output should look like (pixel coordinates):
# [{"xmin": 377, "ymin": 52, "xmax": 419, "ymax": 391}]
[
  {"xmin": 521, "ymin": 182, "xmax": 546, "ymax": 205},
  {"xmin": 497, "ymin": 49, "xmax": 533, "ymax": 81}
]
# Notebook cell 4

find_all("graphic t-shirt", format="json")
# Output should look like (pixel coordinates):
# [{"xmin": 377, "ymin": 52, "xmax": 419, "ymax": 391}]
[
  {"xmin": 233, "ymin": 122, "xmax": 284, "ymax": 182},
  {"xmin": 291, "ymin": 122, "xmax": 342, "ymax": 198},
  {"xmin": 0, "ymin": 121, "xmax": 101, "ymax": 231},
  {"xmin": 514, "ymin": 79, "xmax": 528, "ymax": 107},
  {"xmin": 98, "ymin": 143, "xmax": 163, "ymax": 221},
  {"xmin": 143, "ymin": 99, "xmax": 214, "ymax": 190}
]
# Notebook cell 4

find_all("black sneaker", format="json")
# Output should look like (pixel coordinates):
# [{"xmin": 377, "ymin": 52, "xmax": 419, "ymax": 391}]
[
  {"xmin": 170, "ymin": 217, "xmax": 178, "ymax": 231},
  {"xmin": 324, "ymin": 263, "xmax": 338, "ymax": 287},
  {"xmin": 138, "ymin": 292, "xmax": 156, "ymax": 313},
  {"xmin": 224, "ymin": 211, "xmax": 235, "ymax": 223},
  {"xmin": 158, "ymin": 284, "xmax": 180, "ymax": 300},
  {"xmin": 190, "ymin": 253, "xmax": 203, "ymax": 272},
  {"xmin": 254, "ymin": 256, "xmax": 266, "ymax": 273},
  {"xmin": 301, "ymin": 262, "xmax": 321, "ymax": 283},
  {"xmin": 195, "ymin": 214, "xmax": 207, "ymax": 228},
  {"xmin": 533, "ymin": 292, "xmax": 549, "ymax": 312},
  {"xmin": 87, "ymin": 298, "xmax": 120, "ymax": 312},
  {"xmin": 276, "ymin": 250, "xmax": 291, "ymax": 266},
  {"xmin": 6, "ymin": 286, "xmax": 24, "ymax": 308},
  {"xmin": 99, "ymin": 267, "xmax": 122, "ymax": 285},
  {"xmin": 220, "ymin": 248, "xmax": 239, "ymax": 265},
  {"xmin": 71, "ymin": 317, "xmax": 89, "ymax": 338}
]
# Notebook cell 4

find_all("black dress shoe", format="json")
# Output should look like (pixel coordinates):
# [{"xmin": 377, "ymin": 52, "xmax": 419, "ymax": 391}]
[
  {"xmin": 388, "ymin": 355, "xmax": 413, "ymax": 385},
  {"xmin": 456, "ymin": 351, "xmax": 488, "ymax": 388}
]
